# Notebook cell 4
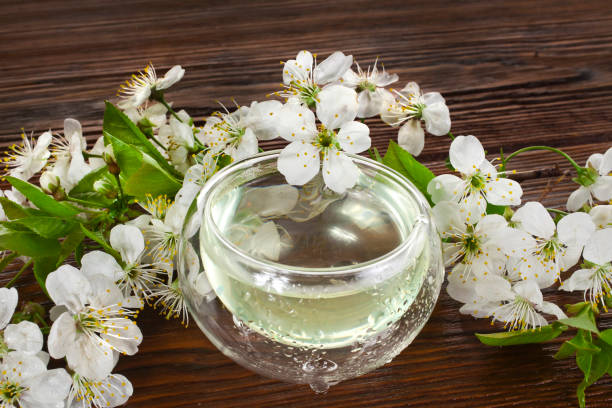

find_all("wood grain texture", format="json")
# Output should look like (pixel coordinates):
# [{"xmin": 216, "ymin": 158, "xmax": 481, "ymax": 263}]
[{"xmin": 1, "ymin": 0, "xmax": 612, "ymax": 406}]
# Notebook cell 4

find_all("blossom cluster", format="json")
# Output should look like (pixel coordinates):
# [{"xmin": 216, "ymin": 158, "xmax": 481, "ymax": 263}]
[{"xmin": 0, "ymin": 51, "xmax": 609, "ymax": 407}]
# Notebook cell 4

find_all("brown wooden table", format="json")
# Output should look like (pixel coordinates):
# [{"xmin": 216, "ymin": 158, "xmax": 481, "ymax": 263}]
[{"xmin": 1, "ymin": 0, "xmax": 612, "ymax": 406}]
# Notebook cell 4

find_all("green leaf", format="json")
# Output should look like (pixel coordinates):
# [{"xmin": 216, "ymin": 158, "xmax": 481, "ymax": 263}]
[
  {"xmin": 6, "ymin": 177, "xmax": 79, "ymax": 219},
  {"xmin": 599, "ymin": 328, "xmax": 612, "ymax": 347},
  {"xmin": 587, "ymin": 342, "xmax": 611, "ymax": 386},
  {"xmin": 559, "ymin": 304, "xmax": 599, "ymax": 334},
  {"xmin": 15, "ymin": 216, "xmax": 75, "ymax": 239},
  {"xmin": 577, "ymin": 349, "xmax": 594, "ymax": 378},
  {"xmin": 103, "ymin": 101, "xmax": 182, "ymax": 178},
  {"xmin": 57, "ymin": 226, "xmax": 85, "ymax": 266},
  {"xmin": 0, "ymin": 197, "xmax": 35, "ymax": 220},
  {"xmin": 577, "ymin": 379, "xmax": 587, "ymax": 408},
  {"xmin": 476, "ymin": 323, "xmax": 567, "ymax": 346},
  {"xmin": 68, "ymin": 166, "xmax": 115, "ymax": 207},
  {"xmin": 555, "ymin": 330, "xmax": 601, "ymax": 360},
  {"xmin": 382, "ymin": 140, "xmax": 435, "ymax": 205},
  {"xmin": 486, "ymin": 203, "xmax": 506, "ymax": 216},
  {"xmin": 106, "ymin": 134, "xmax": 181, "ymax": 200},
  {"xmin": 0, "ymin": 225, "xmax": 60, "ymax": 258},
  {"xmin": 79, "ymin": 224, "xmax": 122, "ymax": 263},
  {"xmin": 33, "ymin": 257, "xmax": 57, "ymax": 297}
]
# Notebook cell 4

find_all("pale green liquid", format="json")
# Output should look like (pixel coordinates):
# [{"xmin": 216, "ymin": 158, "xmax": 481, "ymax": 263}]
[{"xmin": 201, "ymin": 174, "xmax": 430, "ymax": 349}]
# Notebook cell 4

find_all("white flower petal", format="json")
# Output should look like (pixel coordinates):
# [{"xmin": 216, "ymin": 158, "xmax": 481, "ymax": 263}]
[
  {"xmin": 47, "ymin": 312, "xmax": 76, "ymax": 359},
  {"xmin": 449, "ymin": 135, "xmax": 485, "ymax": 175},
  {"xmin": 101, "ymin": 317, "xmax": 142, "ymax": 356},
  {"xmin": 427, "ymin": 174, "xmax": 464, "ymax": 204},
  {"xmin": 559, "ymin": 244, "xmax": 583, "ymax": 274},
  {"xmin": 277, "ymin": 141, "xmax": 320, "ymax": 185},
  {"xmin": 81, "ymin": 251, "xmax": 124, "ymax": 282},
  {"xmin": 590, "ymin": 205, "xmax": 612, "ymax": 229},
  {"xmin": 592, "ymin": 176, "xmax": 612, "ymax": 202},
  {"xmin": 397, "ymin": 120, "xmax": 425, "ymax": 156},
  {"xmin": 537, "ymin": 301, "xmax": 567, "ymax": 320},
  {"xmin": 599, "ymin": 147, "xmax": 612, "ymax": 175},
  {"xmin": 422, "ymin": 99, "xmax": 451, "ymax": 136},
  {"xmin": 322, "ymin": 149, "xmax": 360, "ymax": 193},
  {"xmin": 66, "ymin": 336, "xmax": 115, "ymax": 380},
  {"xmin": 231, "ymin": 127, "xmax": 258, "ymax": 161},
  {"xmin": 587, "ymin": 153, "xmax": 603, "ymax": 171},
  {"xmin": 2, "ymin": 351, "xmax": 46, "ymax": 382},
  {"xmin": 513, "ymin": 280, "xmax": 543, "ymax": 305},
  {"xmin": 562, "ymin": 268, "xmax": 595, "ymax": 292},
  {"xmin": 512, "ymin": 201, "xmax": 555, "ymax": 239},
  {"xmin": 110, "ymin": 224, "xmax": 145, "ymax": 265},
  {"xmin": 557, "ymin": 211, "xmax": 596, "ymax": 248},
  {"xmin": 316, "ymin": 85, "xmax": 358, "ymax": 129},
  {"xmin": 46, "ymin": 265, "xmax": 91, "ymax": 313},
  {"xmin": 156, "ymin": 65, "xmax": 185, "ymax": 90},
  {"xmin": 246, "ymin": 100, "xmax": 283, "ymax": 140},
  {"xmin": 4, "ymin": 321, "xmax": 43, "ymax": 354},
  {"xmin": 583, "ymin": 228, "xmax": 612, "ymax": 265},
  {"xmin": 314, "ymin": 51, "xmax": 353, "ymax": 84},
  {"xmin": 21, "ymin": 368, "xmax": 72, "ymax": 405},
  {"xmin": 475, "ymin": 275, "xmax": 515, "ymax": 302},
  {"xmin": 485, "ymin": 178, "xmax": 522, "ymax": 206},
  {"xmin": 0, "ymin": 287, "xmax": 18, "ymax": 330},
  {"xmin": 356, "ymin": 89, "xmax": 384, "ymax": 118},
  {"xmin": 87, "ymin": 275, "xmax": 124, "ymax": 309},
  {"xmin": 64, "ymin": 118, "xmax": 85, "ymax": 149},
  {"xmin": 336, "ymin": 121, "xmax": 371, "ymax": 154},
  {"xmin": 567, "ymin": 186, "xmax": 591, "ymax": 211},
  {"xmin": 431, "ymin": 201, "xmax": 465, "ymax": 237},
  {"xmin": 276, "ymin": 102, "xmax": 317, "ymax": 142}
]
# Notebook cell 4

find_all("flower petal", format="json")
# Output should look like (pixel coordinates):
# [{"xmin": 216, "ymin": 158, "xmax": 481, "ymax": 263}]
[
  {"xmin": 590, "ymin": 205, "xmax": 612, "ymax": 229},
  {"xmin": 484, "ymin": 178, "xmax": 522, "ymax": 206},
  {"xmin": 66, "ymin": 336, "xmax": 115, "ymax": 380},
  {"xmin": 246, "ymin": 100, "xmax": 283, "ymax": 140},
  {"xmin": 0, "ymin": 287, "xmax": 18, "ymax": 330},
  {"xmin": 356, "ymin": 89, "xmax": 384, "ymax": 118},
  {"xmin": 231, "ymin": 127, "xmax": 258, "ymax": 161},
  {"xmin": 101, "ymin": 317, "xmax": 142, "ymax": 356},
  {"xmin": 557, "ymin": 211, "xmax": 595, "ymax": 248},
  {"xmin": 449, "ymin": 135, "xmax": 485, "ymax": 175},
  {"xmin": 276, "ymin": 102, "xmax": 317, "ymax": 142},
  {"xmin": 47, "ymin": 312, "xmax": 76, "ymax": 359},
  {"xmin": 513, "ymin": 280, "xmax": 543, "ymax": 305},
  {"xmin": 512, "ymin": 201, "xmax": 555, "ymax": 239},
  {"xmin": 591, "ymin": 176, "xmax": 612, "ymax": 202},
  {"xmin": 427, "ymin": 174, "xmax": 464, "ymax": 204},
  {"xmin": 277, "ymin": 141, "xmax": 320, "ymax": 185},
  {"xmin": 475, "ymin": 274, "xmax": 515, "ymax": 302},
  {"xmin": 599, "ymin": 147, "xmax": 612, "ymax": 175},
  {"xmin": 322, "ymin": 149, "xmax": 361, "ymax": 193},
  {"xmin": 316, "ymin": 85, "xmax": 358, "ymax": 129},
  {"xmin": 397, "ymin": 120, "xmax": 425, "ymax": 156},
  {"xmin": 561, "ymin": 268, "xmax": 595, "ymax": 292},
  {"xmin": 538, "ymin": 301, "xmax": 567, "ymax": 320},
  {"xmin": 46, "ymin": 265, "xmax": 91, "ymax": 313},
  {"xmin": 314, "ymin": 51, "xmax": 353, "ymax": 84},
  {"xmin": 81, "ymin": 251, "xmax": 124, "ymax": 282},
  {"xmin": 20, "ymin": 368, "xmax": 72, "ymax": 405},
  {"xmin": 156, "ymin": 65, "xmax": 185, "ymax": 90},
  {"xmin": 336, "ymin": 121, "xmax": 371, "ymax": 154},
  {"xmin": 2, "ymin": 351, "xmax": 46, "ymax": 382},
  {"xmin": 4, "ymin": 321, "xmax": 43, "ymax": 354},
  {"xmin": 567, "ymin": 186, "xmax": 591, "ymax": 211},
  {"xmin": 422, "ymin": 98, "xmax": 451, "ymax": 136},
  {"xmin": 583, "ymin": 228, "xmax": 612, "ymax": 265},
  {"xmin": 110, "ymin": 224, "xmax": 145, "ymax": 266}
]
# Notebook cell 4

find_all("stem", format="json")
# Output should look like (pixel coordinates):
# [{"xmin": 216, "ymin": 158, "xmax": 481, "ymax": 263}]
[
  {"xmin": 6, "ymin": 259, "xmax": 33, "ymax": 288},
  {"xmin": 156, "ymin": 96, "xmax": 183, "ymax": 122},
  {"xmin": 82, "ymin": 152, "xmax": 103, "ymax": 159},
  {"xmin": 448, "ymin": 131, "xmax": 455, "ymax": 140},
  {"xmin": 547, "ymin": 208, "xmax": 568, "ymax": 216},
  {"xmin": 150, "ymin": 135, "xmax": 168, "ymax": 151},
  {"xmin": 114, "ymin": 173, "xmax": 124, "ymax": 201},
  {"xmin": 503, "ymin": 146, "xmax": 582, "ymax": 173}
]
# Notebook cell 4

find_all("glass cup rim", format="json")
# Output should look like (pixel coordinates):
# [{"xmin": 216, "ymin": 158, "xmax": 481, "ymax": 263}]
[{"xmin": 197, "ymin": 149, "xmax": 431, "ymax": 276}]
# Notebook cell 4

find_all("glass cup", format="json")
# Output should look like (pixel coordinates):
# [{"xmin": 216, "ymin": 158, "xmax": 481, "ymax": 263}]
[{"xmin": 177, "ymin": 150, "xmax": 444, "ymax": 392}]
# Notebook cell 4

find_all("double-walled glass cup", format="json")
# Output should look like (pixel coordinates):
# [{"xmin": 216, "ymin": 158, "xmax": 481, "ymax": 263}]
[{"xmin": 177, "ymin": 150, "xmax": 444, "ymax": 392}]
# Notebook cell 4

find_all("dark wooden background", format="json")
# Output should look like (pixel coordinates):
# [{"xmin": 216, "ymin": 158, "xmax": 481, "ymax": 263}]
[{"xmin": 1, "ymin": 0, "xmax": 612, "ymax": 406}]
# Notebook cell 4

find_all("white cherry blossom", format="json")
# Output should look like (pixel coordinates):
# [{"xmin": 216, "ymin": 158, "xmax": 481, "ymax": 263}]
[
  {"xmin": 123, "ymin": 102, "xmax": 168, "ymax": 130},
  {"xmin": 0, "ymin": 351, "xmax": 71, "ymax": 407},
  {"xmin": 3, "ymin": 131, "xmax": 51, "ymax": 181},
  {"xmin": 274, "ymin": 50, "xmax": 353, "ymax": 108},
  {"xmin": 201, "ymin": 100, "xmax": 282, "ymax": 162},
  {"xmin": 380, "ymin": 82, "xmax": 450, "ymax": 155},
  {"xmin": 49, "ymin": 118, "xmax": 92, "ymax": 191},
  {"xmin": 158, "ymin": 109, "xmax": 198, "ymax": 173},
  {"xmin": 46, "ymin": 265, "xmax": 142, "ymax": 380},
  {"xmin": 276, "ymin": 87, "xmax": 369, "ymax": 193},
  {"xmin": 427, "ymin": 135, "xmax": 523, "ymax": 213},
  {"xmin": 341, "ymin": 59, "xmax": 398, "ymax": 118},
  {"xmin": 67, "ymin": 372, "xmax": 132, "ymax": 408},
  {"xmin": 511, "ymin": 202, "xmax": 596, "ymax": 288},
  {"xmin": 118, "ymin": 64, "xmax": 184, "ymax": 110},
  {"xmin": 561, "ymin": 228, "xmax": 612, "ymax": 307},
  {"xmin": 567, "ymin": 147, "xmax": 612, "ymax": 211},
  {"xmin": 80, "ymin": 224, "xmax": 164, "ymax": 299}
]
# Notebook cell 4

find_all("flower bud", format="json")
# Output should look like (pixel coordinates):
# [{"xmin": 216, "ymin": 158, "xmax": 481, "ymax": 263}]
[{"xmin": 40, "ymin": 171, "xmax": 59, "ymax": 194}]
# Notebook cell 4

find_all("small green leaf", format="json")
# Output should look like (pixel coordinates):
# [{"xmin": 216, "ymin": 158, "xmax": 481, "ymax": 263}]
[
  {"xmin": 15, "ymin": 216, "xmax": 75, "ymax": 239},
  {"xmin": 0, "ymin": 225, "xmax": 60, "ymax": 258},
  {"xmin": 476, "ymin": 323, "xmax": 567, "ymax": 346},
  {"xmin": 0, "ymin": 197, "xmax": 36, "ymax": 220},
  {"xmin": 106, "ymin": 134, "xmax": 181, "ymax": 200},
  {"xmin": 555, "ymin": 330, "xmax": 601, "ymax": 360},
  {"xmin": 0, "ymin": 253, "xmax": 18, "ymax": 273},
  {"xmin": 103, "ymin": 101, "xmax": 182, "ymax": 178},
  {"xmin": 577, "ymin": 349, "xmax": 594, "ymax": 378},
  {"xmin": 382, "ymin": 140, "xmax": 435, "ymax": 205},
  {"xmin": 6, "ymin": 177, "xmax": 79, "ymax": 219},
  {"xmin": 587, "ymin": 342, "xmax": 611, "ymax": 385},
  {"xmin": 559, "ymin": 304, "xmax": 599, "ymax": 334},
  {"xmin": 599, "ymin": 328, "xmax": 612, "ymax": 347},
  {"xmin": 486, "ymin": 203, "xmax": 506, "ymax": 216},
  {"xmin": 57, "ymin": 226, "xmax": 85, "ymax": 266}
]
